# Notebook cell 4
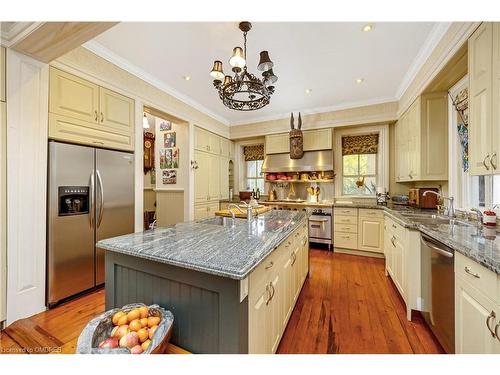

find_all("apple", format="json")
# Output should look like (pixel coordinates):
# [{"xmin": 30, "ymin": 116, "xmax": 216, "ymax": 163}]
[
  {"xmin": 98, "ymin": 337, "xmax": 119, "ymax": 349},
  {"xmin": 119, "ymin": 331, "xmax": 139, "ymax": 349}
]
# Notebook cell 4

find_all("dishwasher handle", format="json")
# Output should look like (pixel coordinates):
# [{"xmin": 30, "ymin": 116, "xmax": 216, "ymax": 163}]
[{"xmin": 420, "ymin": 235, "xmax": 454, "ymax": 258}]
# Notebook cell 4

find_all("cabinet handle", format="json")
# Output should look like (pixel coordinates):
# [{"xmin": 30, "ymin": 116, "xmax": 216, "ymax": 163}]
[
  {"xmin": 290, "ymin": 252, "xmax": 297, "ymax": 266},
  {"xmin": 93, "ymin": 141, "xmax": 104, "ymax": 145},
  {"xmin": 269, "ymin": 282, "xmax": 275, "ymax": 302},
  {"xmin": 265, "ymin": 261, "xmax": 274, "ymax": 270},
  {"xmin": 483, "ymin": 154, "xmax": 490, "ymax": 171},
  {"xmin": 94, "ymin": 110, "xmax": 98, "ymax": 122},
  {"xmin": 486, "ymin": 310, "xmax": 496, "ymax": 338},
  {"xmin": 464, "ymin": 266, "xmax": 480, "ymax": 279},
  {"xmin": 100, "ymin": 112, "xmax": 104, "ymax": 122},
  {"xmin": 265, "ymin": 284, "xmax": 272, "ymax": 305},
  {"xmin": 392, "ymin": 224, "xmax": 397, "ymax": 229},
  {"xmin": 302, "ymin": 237, "xmax": 307, "ymax": 245},
  {"xmin": 495, "ymin": 321, "xmax": 500, "ymax": 342},
  {"xmin": 391, "ymin": 236, "xmax": 396, "ymax": 247},
  {"xmin": 490, "ymin": 152, "xmax": 497, "ymax": 170}
]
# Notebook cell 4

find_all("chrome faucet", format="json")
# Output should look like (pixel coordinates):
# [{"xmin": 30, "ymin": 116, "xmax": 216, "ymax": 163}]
[
  {"xmin": 470, "ymin": 208, "xmax": 484, "ymax": 226},
  {"xmin": 149, "ymin": 220, "xmax": 157, "ymax": 229},
  {"xmin": 423, "ymin": 191, "xmax": 455, "ymax": 217},
  {"xmin": 227, "ymin": 202, "xmax": 254, "ymax": 221}
]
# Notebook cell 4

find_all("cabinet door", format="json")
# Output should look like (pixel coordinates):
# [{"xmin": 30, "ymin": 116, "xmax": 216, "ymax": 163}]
[
  {"xmin": 220, "ymin": 138, "xmax": 230, "ymax": 157},
  {"xmin": 49, "ymin": 67, "xmax": 99, "ymax": 123},
  {"xmin": 194, "ymin": 151, "xmax": 209, "ymax": 203},
  {"xmin": 98, "ymin": 87, "xmax": 135, "ymax": 133},
  {"xmin": 194, "ymin": 127, "xmax": 209, "ymax": 151},
  {"xmin": 393, "ymin": 238, "xmax": 405, "ymax": 298},
  {"xmin": 48, "ymin": 113, "xmax": 134, "ymax": 151},
  {"xmin": 269, "ymin": 273, "xmax": 282, "ymax": 353},
  {"xmin": 208, "ymin": 132, "xmax": 220, "ymax": 155},
  {"xmin": 455, "ymin": 276, "xmax": 499, "ymax": 353},
  {"xmin": 193, "ymin": 204, "xmax": 208, "ymax": 220},
  {"xmin": 219, "ymin": 157, "xmax": 229, "ymax": 200},
  {"xmin": 281, "ymin": 248, "xmax": 294, "ymax": 329},
  {"xmin": 207, "ymin": 202, "xmax": 219, "ymax": 217},
  {"xmin": 208, "ymin": 153, "xmax": 220, "ymax": 201},
  {"xmin": 358, "ymin": 216, "xmax": 383, "ymax": 253},
  {"xmin": 249, "ymin": 279, "xmax": 271, "ymax": 353},
  {"xmin": 492, "ymin": 23, "xmax": 500, "ymax": 173},
  {"xmin": 469, "ymin": 22, "xmax": 493, "ymax": 176},
  {"xmin": 384, "ymin": 224, "xmax": 394, "ymax": 276},
  {"xmin": 303, "ymin": 129, "xmax": 332, "ymax": 151},
  {"xmin": 265, "ymin": 134, "xmax": 289, "ymax": 154},
  {"xmin": 407, "ymin": 100, "xmax": 420, "ymax": 180}
]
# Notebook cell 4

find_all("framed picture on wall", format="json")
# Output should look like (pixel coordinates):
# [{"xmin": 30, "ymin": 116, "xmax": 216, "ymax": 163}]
[
  {"xmin": 159, "ymin": 121, "xmax": 172, "ymax": 131},
  {"xmin": 164, "ymin": 132, "xmax": 176, "ymax": 148},
  {"xmin": 162, "ymin": 169, "xmax": 176, "ymax": 184}
]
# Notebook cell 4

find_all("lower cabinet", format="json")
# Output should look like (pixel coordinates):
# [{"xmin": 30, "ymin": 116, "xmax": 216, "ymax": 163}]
[
  {"xmin": 248, "ymin": 222, "xmax": 308, "ymax": 353},
  {"xmin": 334, "ymin": 208, "xmax": 383, "ymax": 253},
  {"xmin": 455, "ymin": 251, "xmax": 500, "ymax": 354},
  {"xmin": 193, "ymin": 202, "xmax": 219, "ymax": 220},
  {"xmin": 357, "ymin": 211, "xmax": 384, "ymax": 254}
]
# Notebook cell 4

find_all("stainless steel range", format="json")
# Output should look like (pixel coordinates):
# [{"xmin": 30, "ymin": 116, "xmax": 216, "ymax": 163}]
[{"xmin": 261, "ymin": 201, "xmax": 333, "ymax": 250}]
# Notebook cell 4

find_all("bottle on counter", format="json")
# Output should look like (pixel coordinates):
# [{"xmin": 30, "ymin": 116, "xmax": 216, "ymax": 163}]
[{"xmin": 256, "ymin": 188, "xmax": 260, "ymax": 200}]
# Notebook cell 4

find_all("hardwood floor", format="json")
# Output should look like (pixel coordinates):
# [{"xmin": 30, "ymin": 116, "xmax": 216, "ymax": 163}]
[
  {"xmin": 277, "ymin": 249, "xmax": 444, "ymax": 354},
  {"xmin": 0, "ymin": 249, "xmax": 443, "ymax": 354}
]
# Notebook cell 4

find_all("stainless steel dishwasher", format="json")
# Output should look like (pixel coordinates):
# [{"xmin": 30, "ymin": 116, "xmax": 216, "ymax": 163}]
[{"xmin": 420, "ymin": 233, "xmax": 455, "ymax": 353}]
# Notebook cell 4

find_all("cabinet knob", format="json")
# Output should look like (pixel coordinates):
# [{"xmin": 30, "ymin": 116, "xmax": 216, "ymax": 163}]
[
  {"xmin": 100, "ymin": 112, "xmax": 104, "ymax": 122},
  {"xmin": 486, "ymin": 310, "xmax": 496, "ymax": 338}
]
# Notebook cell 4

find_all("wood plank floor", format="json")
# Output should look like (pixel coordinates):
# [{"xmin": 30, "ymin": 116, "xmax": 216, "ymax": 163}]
[
  {"xmin": 0, "ymin": 249, "xmax": 443, "ymax": 354},
  {"xmin": 277, "ymin": 249, "xmax": 444, "ymax": 354}
]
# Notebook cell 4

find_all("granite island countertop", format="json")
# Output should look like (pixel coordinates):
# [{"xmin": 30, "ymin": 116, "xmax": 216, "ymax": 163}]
[
  {"xmin": 97, "ymin": 210, "xmax": 307, "ymax": 280},
  {"xmin": 333, "ymin": 200, "xmax": 500, "ymax": 275}
]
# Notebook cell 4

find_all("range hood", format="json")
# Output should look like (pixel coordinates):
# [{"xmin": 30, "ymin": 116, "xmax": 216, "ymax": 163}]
[{"xmin": 261, "ymin": 150, "xmax": 333, "ymax": 173}]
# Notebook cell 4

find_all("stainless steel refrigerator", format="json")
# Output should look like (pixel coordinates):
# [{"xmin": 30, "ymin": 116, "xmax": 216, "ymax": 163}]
[{"xmin": 47, "ymin": 141, "xmax": 134, "ymax": 306}]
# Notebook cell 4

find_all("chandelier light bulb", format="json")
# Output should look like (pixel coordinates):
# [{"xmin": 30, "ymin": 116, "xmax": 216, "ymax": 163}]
[
  {"xmin": 258, "ymin": 51, "xmax": 273, "ymax": 71},
  {"xmin": 229, "ymin": 47, "xmax": 246, "ymax": 68},
  {"xmin": 210, "ymin": 60, "xmax": 225, "ymax": 81},
  {"xmin": 142, "ymin": 113, "xmax": 149, "ymax": 129}
]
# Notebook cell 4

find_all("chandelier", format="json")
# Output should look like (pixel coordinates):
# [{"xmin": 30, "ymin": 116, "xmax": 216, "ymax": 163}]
[{"xmin": 209, "ymin": 21, "xmax": 278, "ymax": 111}]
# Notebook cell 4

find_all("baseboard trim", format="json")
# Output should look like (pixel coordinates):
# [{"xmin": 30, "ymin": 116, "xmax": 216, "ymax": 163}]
[{"xmin": 334, "ymin": 248, "xmax": 385, "ymax": 259}]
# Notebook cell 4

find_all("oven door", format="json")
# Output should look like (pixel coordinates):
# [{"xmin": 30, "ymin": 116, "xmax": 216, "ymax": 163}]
[{"xmin": 308, "ymin": 215, "xmax": 331, "ymax": 239}]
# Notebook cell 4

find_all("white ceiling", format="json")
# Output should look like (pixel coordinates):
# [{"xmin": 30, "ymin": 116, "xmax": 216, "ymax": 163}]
[{"xmin": 88, "ymin": 22, "xmax": 448, "ymax": 126}]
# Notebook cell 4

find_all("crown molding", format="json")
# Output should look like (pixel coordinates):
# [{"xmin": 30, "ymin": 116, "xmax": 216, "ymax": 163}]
[
  {"xmin": 230, "ymin": 95, "xmax": 397, "ymax": 126},
  {"xmin": 1, "ymin": 22, "xmax": 43, "ymax": 47},
  {"xmin": 395, "ymin": 22, "xmax": 451, "ymax": 100},
  {"xmin": 82, "ymin": 40, "xmax": 230, "ymax": 126}
]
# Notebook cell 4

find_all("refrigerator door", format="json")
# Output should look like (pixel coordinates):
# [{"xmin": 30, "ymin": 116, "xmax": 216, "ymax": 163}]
[
  {"xmin": 95, "ymin": 148, "xmax": 134, "ymax": 285},
  {"xmin": 47, "ymin": 142, "xmax": 95, "ymax": 305}
]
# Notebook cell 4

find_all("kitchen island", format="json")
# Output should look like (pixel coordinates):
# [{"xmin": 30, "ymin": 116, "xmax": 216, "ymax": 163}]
[{"xmin": 97, "ymin": 210, "xmax": 309, "ymax": 354}]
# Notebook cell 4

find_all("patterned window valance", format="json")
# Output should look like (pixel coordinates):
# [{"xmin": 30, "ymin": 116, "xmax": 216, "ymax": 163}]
[
  {"xmin": 453, "ymin": 87, "xmax": 468, "ymax": 126},
  {"xmin": 244, "ymin": 144, "xmax": 264, "ymax": 161},
  {"xmin": 342, "ymin": 134, "xmax": 379, "ymax": 155}
]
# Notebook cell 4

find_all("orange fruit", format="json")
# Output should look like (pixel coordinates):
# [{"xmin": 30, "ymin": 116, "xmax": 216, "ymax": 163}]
[
  {"xmin": 117, "ymin": 315, "xmax": 128, "ymax": 326},
  {"xmin": 112, "ymin": 311, "xmax": 125, "ymax": 325},
  {"xmin": 137, "ymin": 328, "xmax": 149, "ymax": 343},
  {"xmin": 147, "ymin": 316, "xmax": 160, "ymax": 327},
  {"xmin": 148, "ymin": 325, "xmax": 157, "ymax": 339},
  {"xmin": 141, "ymin": 339, "xmax": 151, "ymax": 351},
  {"xmin": 126, "ymin": 309, "xmax": 141, "ymax": 322},
  {"xmin": 139, "ymin": 306, "xmax": 149, "ymax": 319},
  {"xmin": 129, "ymin": 319, "xmax": 142, "ymax": 332}
]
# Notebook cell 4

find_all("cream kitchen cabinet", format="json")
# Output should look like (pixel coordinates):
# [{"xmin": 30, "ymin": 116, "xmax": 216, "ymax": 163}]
[
  {"xmin": 468, "ymin": 22, "xmax": 500, "ymax": 175},
  {"xmin": 395, "ymin": 92, "xmax": 448, "ymax": 182},
  {"xmin": 48, "ymin": 67, "xmax": 135, "ymax": 151},
  {"xmin": 219, "ymin": 157, "xmax": 229, "ymax": 200},
  {"xmin": 193, "ymin": 202, "xmax": 220, "ymax": 220},
  {"xmin": 208, "ymin": 153, "xmax": 220, "ymax": 201},
  {"xmin": 1, "ymin": 46, "xmax": 5, "ymax": 102},
  {"xmin": 248, "ymin": 222, "xmax": 308, "ymax": 354},
  {"xmin": 194, "ymin": 126, "xmax": 224, "ymax": 155},
  {"xmin": 194, "ymin": 150, "xmax": 210, "ymax": 203},
  {"xmin": 358, "ymin": 210, "xmax": 384, "ymax": 254},
  {"xmin": 265, "ymin": 133, "xmax": 289, "ymax": 154},
  {"xmin": 265, "ymin": 128, "xmax": 333, "ymax": 154},
  {"xmin": 220, "ymin": 138, "xmax": 230, "ymax": 158}
]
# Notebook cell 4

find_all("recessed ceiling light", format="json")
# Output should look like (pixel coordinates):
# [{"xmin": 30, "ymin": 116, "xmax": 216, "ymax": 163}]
[
  {"xmin": 305, "ymin": 89, "xmax": 312, "ymax": 94},
  {"xmin": 356, "ymin": 78, "xmax": 364, "ymax": 84},
  {"xmin": 183, "ymin": 75, "xmax": 191, "ymax": 81},
  {"xmin": 362, "ymin": 24, "xmax": 373, "ymax": 32}
]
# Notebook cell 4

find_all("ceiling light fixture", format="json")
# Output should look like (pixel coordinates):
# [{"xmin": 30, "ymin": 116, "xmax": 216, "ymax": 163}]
[
  {"xmin": 356, "ymin": 78, "xmax": 364, "ymax": 84},
  {"xmin": 362, "ymin": 24, "xmax": 373, "ymax": 32},
  {"xmin": 209, "ymin": 21, "xmax": 277, "ymax": 111},
  {"xmin": 143, "ymin": 113, "xmax": 149, "ymax": 129},
  {"xmin": 183, "ymin": 75, "xmax": 191, "ymax": 81},
  {"xmin": 305, "ymin": 89, "xmax": 312, "ymax": 94}
]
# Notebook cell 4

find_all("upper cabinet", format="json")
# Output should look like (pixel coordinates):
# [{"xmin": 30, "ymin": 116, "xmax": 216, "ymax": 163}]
[
  {"xmin": 395, "ymin": 92, "xmax": 448, "ymax": 182},
  {"xmin": 469, "ymin": 22, "xmax": 500, "ymax": 175},
  {"xmin": 48, "ymin": 67, "xmax": 135, "ymax": 151},
  {"xmin": 0, "ymin": 47, "xmax": 5, "ymax": 102},
  {"xmin": 265, "ymin": 128, "xmax": 332, "ymax": 154},
  {"xmin": 194, "ymin": 126, "xmax": 226, "ymax": 155}
]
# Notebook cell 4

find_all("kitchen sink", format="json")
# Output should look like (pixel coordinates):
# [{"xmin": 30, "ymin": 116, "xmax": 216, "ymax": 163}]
[
  {"xmin": 408, "ymin": 216, "xmax": 472, "ymax": 227},
  {"xmin": 201, "ymin": 216, "xmax": 244, "ymax": 227}
]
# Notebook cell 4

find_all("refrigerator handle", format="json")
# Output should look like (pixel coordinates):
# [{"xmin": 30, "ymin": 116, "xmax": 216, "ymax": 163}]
[
  {"xmin": 96, "ymin": 169, "xmax": 104, "ymax": 227},
  {"xmin": 89, "ymin": 172, "xmax": 95, "ymax": 228}
]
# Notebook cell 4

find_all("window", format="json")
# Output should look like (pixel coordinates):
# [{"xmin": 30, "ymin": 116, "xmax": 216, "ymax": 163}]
[
  {"xmin": 342, "ymin": 154, "xmax": 377, "ymax": 195},
  {"xmin": 246, "ymin": 159, "xmax": 264, "ymax": 192}
]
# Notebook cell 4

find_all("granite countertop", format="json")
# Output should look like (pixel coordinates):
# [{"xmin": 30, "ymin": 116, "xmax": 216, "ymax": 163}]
[
  {"xmin": 97, "ymin": 210, "xmax": 307, "ymax": 280},
  {"xmin": 332, "ymin": 201, "xmax": 500, "ymax": 275},
  {"xmin": 260, "ymin": 200, "xmax": 334, "ymax": 208}
]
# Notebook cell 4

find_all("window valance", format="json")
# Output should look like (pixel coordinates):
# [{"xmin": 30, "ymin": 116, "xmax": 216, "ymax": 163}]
[
  {"xmin": 341, "ymin": 134, "xmax": 379, "ymax": 155},
  {"xmin": 243, "ymin": 144, "xmax": 264, "ymax": 161}
]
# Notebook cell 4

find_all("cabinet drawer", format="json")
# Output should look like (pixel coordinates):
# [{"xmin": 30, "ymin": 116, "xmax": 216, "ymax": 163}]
[
  {"xmin": 334, "ymin": 223, "xmax": 358, "ymax": 234},
  {"xmin": 455, "ymin": 252, "xmax": 498, "ymax": 303},
  {"xmin": 334, "ymin": 232, "xmax": 358, "ymax": 250},
  {"xmin": 385, "ymin": 216, "xmax": 405, "ymax": 240},
  {"xmin": 334, "ymin": 215, "xmax": 357, "ymax": 225},
  {"xmin": 359, "ymin": 209, "xmax": 384, "ymax": 219},
  {"xmin": 334, "ymin": 207, "xmax": 358, "ymax": 216}
]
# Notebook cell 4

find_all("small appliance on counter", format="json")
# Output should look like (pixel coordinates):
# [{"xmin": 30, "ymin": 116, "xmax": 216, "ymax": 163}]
[
  {"xmin": 376, "ymin": 187, "xmax": 389, "ymax": 206},
  {"xmin": 391, "ymin": 195, "xmax": 410, "ymax": 206},
  {"xmin": 408, "ymin": 188, "xmax": 439, "ymax": 209}
]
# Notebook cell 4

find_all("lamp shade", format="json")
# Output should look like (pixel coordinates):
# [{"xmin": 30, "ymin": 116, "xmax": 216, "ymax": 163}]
[
  {"xmin": 143, "ymin": 113, "xmax": 149, "ymax": 129},
  {"xmin": 229, "ymin": 47, "xmax": 246, "ymax": 68},
  {"xmin": 210, "ymin": 60, "xmax": 224, "ymax": 81},
  {"xmin": 258, "ymin": 50, "xmax": 273, "ymax": 71},
  {"xmin": 263, "ymin": 68, "xmax": 278, "ymax": 84},
  {"xmin": 223, "ymin": 75, "xmax": 233, "ymax": 86}
]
